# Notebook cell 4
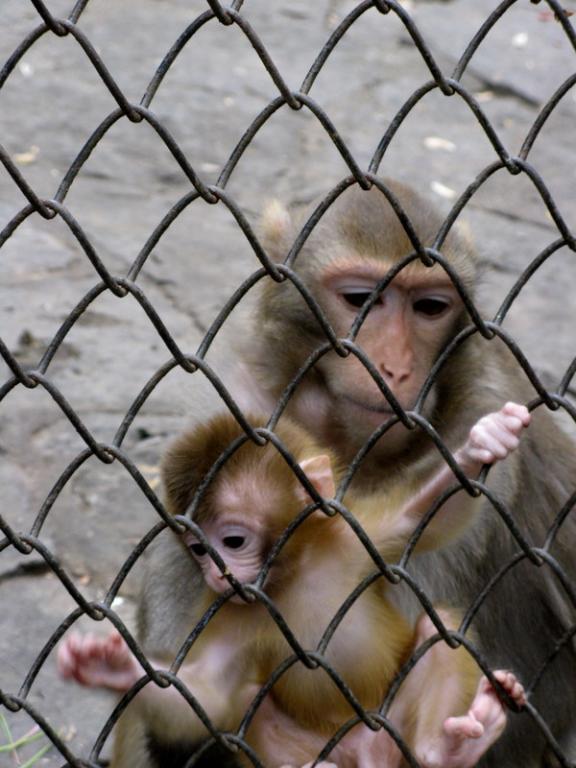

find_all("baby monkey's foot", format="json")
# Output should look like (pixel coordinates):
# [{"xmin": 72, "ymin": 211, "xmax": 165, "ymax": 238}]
[
  {"xmin": 419, "ymin": 670, "xmax": 525, "ymax": 768},
  {"xmin": 58, "ymin": 630, "xmax": 142, "ymax": 692}
]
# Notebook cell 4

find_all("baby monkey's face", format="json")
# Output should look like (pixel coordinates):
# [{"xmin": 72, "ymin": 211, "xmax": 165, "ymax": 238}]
[{"xmin": 183, "ymin": 516, "xmax": 266, "ymax": 600}]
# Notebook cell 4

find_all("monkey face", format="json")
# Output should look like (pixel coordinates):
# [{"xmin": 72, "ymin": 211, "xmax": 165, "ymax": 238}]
[
  {"xmin": 316, "ymin": 264, "xmax": 462, "ymax": 430},
  {"xmin": 256, "ymin": 186, "xmax": 476, "ymax": 459},
  {"xmin": 183, "ymin": 520, "xmax": 265, "ymax": 601}
]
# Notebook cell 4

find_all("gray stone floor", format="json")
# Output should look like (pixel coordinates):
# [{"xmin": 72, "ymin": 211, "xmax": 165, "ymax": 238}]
[{"xmin": 1, "ymin": 0, "xmax": 575, "ymax": 765}]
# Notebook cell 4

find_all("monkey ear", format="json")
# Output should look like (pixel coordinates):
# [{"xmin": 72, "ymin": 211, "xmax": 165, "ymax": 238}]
[
  {"xmin": 260, "ymin": 200, "xmax": 292, "ymax": 259},
  {"xmin": 298, "ymin": 455, "xmax": 335, "ymax": 501}
]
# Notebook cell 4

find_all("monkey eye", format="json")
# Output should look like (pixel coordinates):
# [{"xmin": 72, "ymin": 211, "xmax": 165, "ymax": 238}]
[
  {"xmin": 189, "ymin": 543, "xmax": 207, "ymax": 557},
  {"xmin": 340, "ymin": 291, "xmax": 382, "ymax": 309},
  {"xmin": 413, "ymin": 297, "xmax": 450, "ymax": 317},
  {"xmin": 223, "ymin": 535, "xmax": 246, "ymax": 550}
]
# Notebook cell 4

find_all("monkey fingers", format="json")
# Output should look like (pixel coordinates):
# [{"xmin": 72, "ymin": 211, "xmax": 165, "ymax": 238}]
[
  {"xmin": 489, "ymin": 406, "xmax": 530, "ymax": 451},
  {"xmin": 432, "ymin": 670, "xmax": 526, "ymax": 768},
  {"xmin": 58, "ymin": 631, "xmax": 142, "ymax": 692},
  {"xmin": 466, "ymin": 402, "xmax": 530, "ymax": 465},
  {"xmin": 468, "ymin": 670, "xmax": 526, "ymax": 721},
  {"xmin": 469, "ymin": 424, "xmax": 518, "ymax": 462},
  {"xmin": 501, "ymin": 401, "xmax": 531, "ymax": 426}
]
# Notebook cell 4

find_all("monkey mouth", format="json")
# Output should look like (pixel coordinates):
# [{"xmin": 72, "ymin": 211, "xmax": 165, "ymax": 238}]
[{"xmin": 341, "ymin": 394, "xmax": 398, "ymax": 418}]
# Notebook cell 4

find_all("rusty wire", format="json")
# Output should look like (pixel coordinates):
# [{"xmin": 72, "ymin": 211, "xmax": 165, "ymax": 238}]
[{"xmin": 1, "ymin": 0, "xmax": 576, "ymax": 766}]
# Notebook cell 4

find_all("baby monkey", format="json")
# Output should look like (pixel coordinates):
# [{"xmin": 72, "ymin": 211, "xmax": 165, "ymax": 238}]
[{"xmin": 59, "ymin": 403, "xmax": 529, "ymax": 768}]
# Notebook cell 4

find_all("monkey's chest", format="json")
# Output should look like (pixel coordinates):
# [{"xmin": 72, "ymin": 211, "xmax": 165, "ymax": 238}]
[{"xmin": 270, "ymin": 570, "xmax": 412, "ymax": 730}]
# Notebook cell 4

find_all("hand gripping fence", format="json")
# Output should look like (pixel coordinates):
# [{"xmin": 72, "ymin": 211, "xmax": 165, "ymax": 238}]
[{"xmin": 1, "ymin": 0, "xmax": 576, "ymax": 766}]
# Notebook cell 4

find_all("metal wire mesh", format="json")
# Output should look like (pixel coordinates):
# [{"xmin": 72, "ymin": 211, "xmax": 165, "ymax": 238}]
[{"xmin": 1, "ymin": 0, "xmax": 576, "ymax": 766}]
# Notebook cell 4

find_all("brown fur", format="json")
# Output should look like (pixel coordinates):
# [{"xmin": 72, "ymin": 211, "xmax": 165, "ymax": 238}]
[
  {"xmin": 154, "ymin": 414, "xmax": 480, "ymax": 759},
  {"xmin": 134, "ymin": 181, "xmax": 576, "ymax": 767},
  {"xmin": 250, "ymin": 184, "xmax": 576, "ymax": 766}
]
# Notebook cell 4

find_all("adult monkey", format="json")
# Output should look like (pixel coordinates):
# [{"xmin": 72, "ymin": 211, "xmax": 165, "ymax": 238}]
[{"xmin": 137, "ymin": 180, "xmax": 576, "ymax": 767}]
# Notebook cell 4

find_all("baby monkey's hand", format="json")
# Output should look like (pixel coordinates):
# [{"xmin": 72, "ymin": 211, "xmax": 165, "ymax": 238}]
[{"xmin": 458, "ymin": 402, "xmax": 531, "ymax": 471}]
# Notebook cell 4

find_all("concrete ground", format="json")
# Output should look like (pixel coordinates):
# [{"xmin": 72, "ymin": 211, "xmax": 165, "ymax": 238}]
[{"xmin": 1, "ymin": 0, "xmax": 575, "ymax": 765}]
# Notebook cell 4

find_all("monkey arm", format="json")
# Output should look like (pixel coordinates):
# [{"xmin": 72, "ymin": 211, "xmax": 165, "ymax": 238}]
[
  {"xmin": 383, "ymin": 403, "xmax": 530, "ymax": 548},
  {"xmin": 59, "ymin": 629, "xmax": 257, "ymax": 746},
  {"xmin": 134, "ymin": 635, "xmax": 259, "ymax": 745},
  {"xmin": 391, "ymin": 611, "xmax": 526, "ymax": 768}
]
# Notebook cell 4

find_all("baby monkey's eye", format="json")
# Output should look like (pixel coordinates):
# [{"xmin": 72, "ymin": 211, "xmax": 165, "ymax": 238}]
[
  {"xmin": 413, "ymin": 297, "xmax": 449, "ymax": 317},
  {"xmin": 223, "ymin": 536, "xmax": 246, "ymax": 550},
  {"xmin": 190, "ymin": 543, "xmax": 207, "ymax": 557}
]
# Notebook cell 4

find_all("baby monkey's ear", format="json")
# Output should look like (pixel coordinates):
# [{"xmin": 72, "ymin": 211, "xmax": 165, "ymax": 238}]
[
  {"xmin": 297, "ymin": 455, "xmax": 336, "ymax": 502},
  {"xmin": 259, "ymin": 199, "xmax": 292, "ymax": 260}
]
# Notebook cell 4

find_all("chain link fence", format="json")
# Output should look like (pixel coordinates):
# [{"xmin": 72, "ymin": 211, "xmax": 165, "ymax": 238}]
[{"xmin": 1, "ymin": 0, "xmax": 576, "ymax": 766}]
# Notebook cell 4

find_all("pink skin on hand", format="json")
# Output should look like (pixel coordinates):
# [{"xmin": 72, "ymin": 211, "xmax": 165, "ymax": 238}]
[
  {"xmin": 425, "ymin": 671, "xmax": 526, "ymax": 768},
  {"xmin": 458, "ymin": 402, "xmax": 531, "ymax": 472},
  {"xmin": 397, "ymin": 402, "xmax": 531, "ymax": 536},
  {"xmin": 57, "ymin": 630, "xmax": 142, "ymax": 692}
]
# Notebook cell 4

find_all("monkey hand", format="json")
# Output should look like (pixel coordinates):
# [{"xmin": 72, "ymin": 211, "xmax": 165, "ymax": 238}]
[
  {"xmin": 458, "ymin": 402, "xmax": 530, "ymax": 472},
  {"xmin": 416, "ymin": 671, "xmax": 526, "ymax": 768},
  {"xmin": 58, "ymin": 630, "xmax": 143, "ymax": 692}
]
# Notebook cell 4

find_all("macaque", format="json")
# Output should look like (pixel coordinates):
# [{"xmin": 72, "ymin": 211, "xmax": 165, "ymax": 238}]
[
  {"xmin": 59, "ymin": 404, "xmax": 529, "ymax": 768},
  {"xmin": 135, "ymin": 181, "xmax": 576, "ymax": 768},
  {"xmin": 250, "ymin": 185, "xmax": 576, "ymax": 765}
]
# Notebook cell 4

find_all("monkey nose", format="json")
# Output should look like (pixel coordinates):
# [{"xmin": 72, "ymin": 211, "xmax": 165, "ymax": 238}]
[
  {"xmin": 209, "ymin": 563, "xmax": 228, "ymax": 582},
  {"xmin": 380, "ymin": 365, "xmax": 410, "ymax": 386},
  {"xmin": 379, "ymin": 354, "xmax": 413, "ymax": 385}
]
